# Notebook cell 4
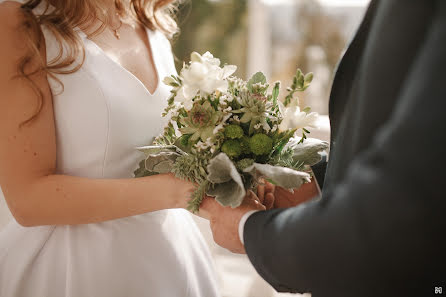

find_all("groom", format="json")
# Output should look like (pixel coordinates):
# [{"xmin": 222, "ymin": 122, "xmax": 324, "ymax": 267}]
[{"xmin": 203, "ymin": 0, "xmax": 446, "ymax": 296}]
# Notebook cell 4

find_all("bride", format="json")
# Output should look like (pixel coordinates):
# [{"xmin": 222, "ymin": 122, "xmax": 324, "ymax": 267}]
[{"xmin": 0, "ymin": 0, "xmax": 261, "ymax": 296}]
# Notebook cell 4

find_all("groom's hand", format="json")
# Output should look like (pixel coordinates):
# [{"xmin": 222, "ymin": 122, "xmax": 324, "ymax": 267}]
[
  {"xmin": 274, "ymin": 179, "xmax": 320, "ymax": 209},
  {"xmin": 201, "ymin": 190, "xmax": 271, "ymax": 254}
]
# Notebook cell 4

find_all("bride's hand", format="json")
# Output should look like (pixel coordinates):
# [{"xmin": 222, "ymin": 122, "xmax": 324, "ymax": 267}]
[
  {"xmin": 195, "ymin": 180, "xmax": 276, "ymax": 220},
  {"xmin": 164, "ymin": 173, "xmax": 199, "ymax": 209}
]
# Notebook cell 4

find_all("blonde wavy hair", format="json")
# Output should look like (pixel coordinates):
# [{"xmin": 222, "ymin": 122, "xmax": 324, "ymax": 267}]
[{"xmin": 18, "ymin": 0, "xmax": 181, "ymax": 126}]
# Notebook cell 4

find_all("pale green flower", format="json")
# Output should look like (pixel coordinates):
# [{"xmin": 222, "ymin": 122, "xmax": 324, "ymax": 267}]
[
  {"xmin": 233, "ymin": 91, "xmax": 272, "ymax": 134},
  {"xmin": 180, "ymin": 101, "xmax": 222, "ymax": 142}
]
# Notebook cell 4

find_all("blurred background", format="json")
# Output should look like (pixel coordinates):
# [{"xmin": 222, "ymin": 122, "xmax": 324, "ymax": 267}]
[
  {"xmin": 173, "ymin": 0, "xmax": 370, "ymax": 296},
  {"xmin": 0, "ymin": 0, "xmax": 371, "ymax": 296}
]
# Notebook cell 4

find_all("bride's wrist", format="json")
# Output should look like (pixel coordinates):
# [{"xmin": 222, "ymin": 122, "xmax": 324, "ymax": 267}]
[{"xmin": 162, "ymin": 173, "xmax": 190, "ymax": 209}]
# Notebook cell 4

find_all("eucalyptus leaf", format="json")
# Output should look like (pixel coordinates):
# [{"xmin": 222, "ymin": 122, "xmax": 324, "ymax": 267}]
[{"xmin": 244, "ymin": 163, "xmax": 311, "ymax": 190}]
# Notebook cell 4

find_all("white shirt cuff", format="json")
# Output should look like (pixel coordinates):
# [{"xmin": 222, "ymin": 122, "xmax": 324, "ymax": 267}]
[{"xmin": 238, "ymin": 210, "xmax": 260, "ymax": 245}]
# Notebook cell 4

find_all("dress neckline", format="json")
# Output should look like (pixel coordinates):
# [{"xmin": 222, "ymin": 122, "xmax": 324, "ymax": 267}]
[{"xmin": 76, "ymin": 27, "xmax": 161, "ymax": 97}]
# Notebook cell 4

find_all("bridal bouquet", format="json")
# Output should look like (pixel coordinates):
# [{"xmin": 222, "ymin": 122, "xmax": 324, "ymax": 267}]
[{"xmin": 134, "ymin": 52, "xmax": 328, "ymax": 212}]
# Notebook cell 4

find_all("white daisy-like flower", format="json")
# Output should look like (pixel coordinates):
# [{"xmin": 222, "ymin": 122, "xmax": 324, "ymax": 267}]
[{"xmin": 278, "ymin": 101, "xmax": 319, "ymax": 132}]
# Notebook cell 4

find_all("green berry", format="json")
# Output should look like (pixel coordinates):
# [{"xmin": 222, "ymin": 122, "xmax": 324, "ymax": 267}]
[
  {"xmin": 224, "ymin": 124, "xmax": 244, "ymax": 139},
  {"xmin": 249, "ymin": 133, "xmax": 273, "ymax": 156},
  {"xmin": 221, "ymin": 139, "xmax": 242, "ymax": 158}
]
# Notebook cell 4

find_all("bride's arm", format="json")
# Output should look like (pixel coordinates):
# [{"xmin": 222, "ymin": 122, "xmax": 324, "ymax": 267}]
[{"xmin": 0, "ymin": 3, "xmax": 192, "ymax": 227}]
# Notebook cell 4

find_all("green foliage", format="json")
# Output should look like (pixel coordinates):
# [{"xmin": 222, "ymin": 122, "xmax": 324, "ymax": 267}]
[
  {"xmin": 187, "ymin": 180, "xmax": 210, "ymax": 213},
  {"xmin": 247, "ymin": 72, "xmax": 267, "ymax": 93},
  {"xmin": 224, "ymin": 124, "xmax": 244, "ymax": 139},
  {"xmin": 221, "ymin": 139, "xmax": 242, "ymax": 158},
  {"xmin": 179, "ymin": 134, "xmax": 192, "ymax": 147},
  {"xmin": 298, "ymin": 127, "xmax": 311, "ymax": 144},
  {"xmin": 271, "ymin": 82, "xmax": 280, "ymax": 112},
  {"xmin": 270, "ymin": 129, "xmax": 298, "ymax": 158},
  {"xmin": 172, "ymin": 153, "xmax": 208, "ymax": 182},
  {"xmin": 249, "ymin": 134, "xmax": 273, "ymax": 156},
  {"xmin": 284, "ymin": 69, "xmax": 314, "ymax": 106},
  {"xmin": 154, "ymin": 122, "xmax": 177, "ymax": 146},
  {"xmin": 269, "ymin": 147, "xmax": 305, "ymax": 171}
]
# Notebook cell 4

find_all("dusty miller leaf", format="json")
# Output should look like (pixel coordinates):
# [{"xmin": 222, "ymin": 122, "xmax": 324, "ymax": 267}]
[
  {"xmin": 244, "ymin": 163, "xmax": 311, "ymax": 190},
  {"xmin": 136, "ymin": 145, "xmax": 185, "ymax": 157},
  {"xmin": 285, "ymin": 137, "xmax": 329, "ymax": 166},
  {"xmin": 145, "ymin": 152, "xmax": 181, "ymax": 174},
  {"xmin": 206, "ymin": 153, "xmax": 246, "ymax": 208}
]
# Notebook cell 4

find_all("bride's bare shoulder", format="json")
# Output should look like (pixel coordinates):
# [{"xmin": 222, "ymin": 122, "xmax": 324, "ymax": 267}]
[
  {"xmin": 0, "ymin": 0, "xmax": 24, "ymax": 27},
  {"xmin": 0, "ymin": 1, "xmax": 34, "ymax": 62}
]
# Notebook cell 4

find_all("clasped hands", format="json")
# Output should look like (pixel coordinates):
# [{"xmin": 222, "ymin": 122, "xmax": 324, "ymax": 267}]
[{"xmin": 198, "ymin": 179, "xmax": 320, "ymax": 254}]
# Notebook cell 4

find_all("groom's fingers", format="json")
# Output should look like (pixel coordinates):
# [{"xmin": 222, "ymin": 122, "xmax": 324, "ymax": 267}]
[
  {"xmin": 256, "ymin": 184, "xmax": 265, "ymax": 204},
  {"xmin": 265, "ymin": 181, "xmax": 276, "ymax": 195},
  {"xmin": 264, "ymin": 193, "xmax": 275, "ymax": 210}
]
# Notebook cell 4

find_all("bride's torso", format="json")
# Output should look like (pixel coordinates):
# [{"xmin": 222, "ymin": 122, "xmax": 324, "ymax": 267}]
[{"xmin": 49, "ymin": 25, "xmax": 173, "ymax": 179}]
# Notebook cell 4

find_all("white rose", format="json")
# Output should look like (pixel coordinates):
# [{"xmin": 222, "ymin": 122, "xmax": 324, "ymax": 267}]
[
  {"xmin": 278, "ymin": 101, "xmax": 319, "ymax": 131},
  {"xmin": 174, "ymin": 52, "xmax": 237, "ymax": 108}
]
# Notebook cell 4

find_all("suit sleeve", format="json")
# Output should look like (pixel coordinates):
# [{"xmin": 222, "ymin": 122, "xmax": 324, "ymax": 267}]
[
  {"xmin": 243, "ymin": 2, "xmax": 446, "ymax": 296},
  {"xmin": 310, "ymin": 154, "xmax": 327, "ymax": 190}
]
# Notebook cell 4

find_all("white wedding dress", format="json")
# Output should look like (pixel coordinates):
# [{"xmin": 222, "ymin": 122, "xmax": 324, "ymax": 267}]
[{"xmin": 0, "ymin": 1, "xmax": 220, "ymax": 296}]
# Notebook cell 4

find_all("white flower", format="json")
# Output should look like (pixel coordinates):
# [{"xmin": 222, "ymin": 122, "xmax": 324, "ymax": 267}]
[
  {"xmin": 223, "ymin": 106, "xmax": 232, "ymax": 113},
  {"xmin": 213, "ymin": 123, "xmax": 225, "ymax": 134},
  {"xmin": 271, "ymin": 125, "xmax": 278, "ymax": 132},
  {"xmin": 163, "ymin": 76, "xmax": 176, "ymax": 86},
  {"xmin": 278, "ymin": 101, "xmax": 319, "ymax": 131},
  {"xmin": 174, "ymin": 52, "xmax": 237, "ymax": 109},
  {"xmin": 221, "ymin": 93, "xmax": 234, "ymax": 103}
]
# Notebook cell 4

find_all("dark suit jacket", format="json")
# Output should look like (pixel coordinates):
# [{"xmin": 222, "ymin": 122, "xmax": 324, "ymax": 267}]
[{"xmin": 244, "ymin": 1, "xmax": 446, "ymax": 296}]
